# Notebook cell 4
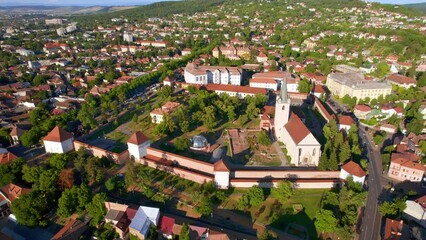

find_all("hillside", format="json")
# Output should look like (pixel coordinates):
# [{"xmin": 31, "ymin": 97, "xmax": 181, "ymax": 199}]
[
  {"xmin": 73, "ymin": 0, "xmax": 225, "ymax": 22},
  {"xmin": 0, "ymin": 5, "xmax": 139, "ymax": 15},
  {"xmin": 405, "ymin": 2, "xmax": 426, "ymax": 14}
]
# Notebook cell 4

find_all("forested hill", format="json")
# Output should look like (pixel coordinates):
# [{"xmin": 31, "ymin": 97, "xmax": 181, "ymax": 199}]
[
  {"xmin": 72, "ymin": 0, "xmax": 225, "ymax": 23},
  {"xmin": 404, "ymin": 2, "xmax": 426, "ymax": 14}
]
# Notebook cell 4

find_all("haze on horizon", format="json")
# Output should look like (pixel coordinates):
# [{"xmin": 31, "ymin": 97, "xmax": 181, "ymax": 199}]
[{"xmin": 0, "ymin": 0, "xmax": 424, "ymax": 7}]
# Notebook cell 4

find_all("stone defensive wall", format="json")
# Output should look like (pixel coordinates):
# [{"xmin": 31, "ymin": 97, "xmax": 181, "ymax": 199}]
[
  {"xmin": 73, "ymin": 140, "xmax": 129, "ymax": 164},
  {"xmin": 140, "ymin": 147, "xmax": 342, "ymax": 189}
]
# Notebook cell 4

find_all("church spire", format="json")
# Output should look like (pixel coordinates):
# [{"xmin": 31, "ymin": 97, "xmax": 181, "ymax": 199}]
[{"xmin": 279, "ymin": 78, "xmax": 288, "ymax": 103}]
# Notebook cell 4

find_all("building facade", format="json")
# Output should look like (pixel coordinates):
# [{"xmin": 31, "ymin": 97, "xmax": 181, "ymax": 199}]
[
  {"xmin": 184, "ymin": 62, "xmax": 242, "ymax": 86},
  {"xmin": 326, "ymin": 72, "xmax": 392, "ymax": 100}
]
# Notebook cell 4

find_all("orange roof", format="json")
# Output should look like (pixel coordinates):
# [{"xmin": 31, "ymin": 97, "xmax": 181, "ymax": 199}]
[
  {"xmin": 204, "ymin": 84, "xmax": 267, "ymax": 95},
  {"xmin": 43, "ymin": 126, "xmax": 73, "ymax": 142},
  {"xmin": 214, "ymin": 160, "xmax": 230, "ymax": 172},
  {"xmin": 354, "ymin": 104, "xmax": 372, "ymax": 112},
  {"xmin": 250, "ymin": 77, "xmax": 277, "ymax": 84},
  {"xmin": 285, "ymin": 113, "xmax": 311, "ymax": 144},
  {"xmin": 341, "ymin": 161, "xmax": 366, "ymax": 178},
  {"xmin": 312, "ymin": 84, "xmax": 325, "ymax": 93},
  {"xmin": 52, "ymin": 218, "xmax": 77, "ymax": 240},
  {"xmin": 128, "ymin": 131, "xmax": 149, "ymax": 145},
  {"xmin": 0, "ymin": 183, "xmax": 31, "ymax": 202},
  {"xmin": 387, "ymin": 74, "xmax": 416, "ymax": 85},
  {"xmin": 0, "ymin": 152, "xmax": 17, "ymax": 165},
  {"xmin": 338, "ymin": 115, "xmax": 354, "ymax": 126},
  {"xmin": 384, "ymin": 218, "xmax": 406, "ymax": 240}
]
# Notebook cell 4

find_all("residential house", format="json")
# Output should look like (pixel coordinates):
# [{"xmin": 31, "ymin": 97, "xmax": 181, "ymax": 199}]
[
  {"xmin": 383, "ymin": 218, "xmax": 409, "ymax": 240},
  {"xmin": 388, "ymin": 154, "xmax": 426, "ymax": 182},
  {"xmin": 386, "ymin": 74, "xmax": 417, "ymax": 89},
  {"xmin": 337, "ymin": 115, "xmax": 355, "ymax": 132},
  {"xmin": 354, "ymin": 104, "xmax": 372, "ymax": 120},
  {"xmin": 150, "ymin": 102, "xmax": 181, "ymax": 124},
  {"xmin": 159, "ymin": 216, "xmax": 174, "ymax": 239},
  {"xmin": 310, "ymin": 85, "xmax": 326, "ymax": 98},
  {"xmin": 0, "ymin": 151, "xmax": 17, "ymax": 165},
  {"xmin": 10, "ymin": 126, "xmax": 25, "ymax": 145},
  {"xmin": 129, "ymin": 206, "xmax": 160, "ymax": 240},
  {"xmin": 0, "ymin": 183, "xmax": 31, "ymax": 217},
  {"xmin": 403, "ymin": 195, "xmax": 426, "ymax": 228},
  {"xmin": 339, "ymin": 161, "xmax": 367, "ymax": 185},
  {"xmin": 104, "ymin": 202, "xmax": 137, "ymax": 239}
]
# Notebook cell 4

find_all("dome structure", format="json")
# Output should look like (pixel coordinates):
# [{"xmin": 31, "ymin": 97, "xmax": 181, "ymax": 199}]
[{"xmin": 191, "ymin": 135, "xmax": 208, "ymax": 149}]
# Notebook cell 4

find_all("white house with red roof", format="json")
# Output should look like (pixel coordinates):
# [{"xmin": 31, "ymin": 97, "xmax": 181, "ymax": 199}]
[
  {"xmin": 354, "ymin": 104, "xmax": 372, "ymax": 120},
  {"xmin": 274, "ymin": 82, "xmax": 321, "ymax": 166},
  {"xmin": 249, "ymin": 77, "xmax": 278, "ymax": 90},
  {"xmin": 337, "ymin": 115, "xmax": 355, "ymax": 132},
  {"xmin": 388, "ymin": 156, "xmax": 426, "ymax": 182},
  {"xmin": 310, "ymin": 85, "xmax": 326, "ymax": 98},
  {"xmin": 339, "ymin": 161, "xmax": 367, "ymax": 185},
  {"xmin": 386, "ymin": 74, "xmax": 417, "ymax": 89},
  {"xmin": 127, "ymin": 131, "xmax": 150, "ymax": 161},
  {"xmin": 43, "ymin": 126, "xmax": 74, "ymax": 153},
  {"xmin": 403, "ymin": 195, "xmax": 426, "ymax": 228}
]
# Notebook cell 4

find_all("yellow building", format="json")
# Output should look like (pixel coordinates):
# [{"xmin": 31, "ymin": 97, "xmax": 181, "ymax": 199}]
[{"xmin": 326, "ymin": 72, "xmax": 392, "ymax": 100}]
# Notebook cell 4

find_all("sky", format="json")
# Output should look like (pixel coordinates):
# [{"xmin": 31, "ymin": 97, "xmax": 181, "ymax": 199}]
[{"xmin": 0, "ymin": 0, "xmax": 425, "ymax": 7}]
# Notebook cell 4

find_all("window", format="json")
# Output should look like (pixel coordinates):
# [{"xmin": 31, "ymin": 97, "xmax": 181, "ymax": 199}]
[
  {"xmin": 313, "ymin": 148, "xmax": 316, "ymax": 156},
  {"xmin": 299, "ymin": 148, "xmax": 302, "ymax": 156},
  {"xmin": 282, "ymin": 106, "xmax": 285, "ymax": 110}
]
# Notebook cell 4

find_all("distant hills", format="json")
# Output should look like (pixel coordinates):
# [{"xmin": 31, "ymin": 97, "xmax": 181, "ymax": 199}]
[
  {"xmin": 0, "ymin": 5, "xmax": 139, "ymax": 15},
  {"xmin": 404, "ymin": 2, "xmax": 426, "ymax": 14}
]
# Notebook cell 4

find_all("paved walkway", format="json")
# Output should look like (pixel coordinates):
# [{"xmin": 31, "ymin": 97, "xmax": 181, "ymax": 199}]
[{"xmin": 272, "ymin": 141, "xmax": 288, "ymax": 166}]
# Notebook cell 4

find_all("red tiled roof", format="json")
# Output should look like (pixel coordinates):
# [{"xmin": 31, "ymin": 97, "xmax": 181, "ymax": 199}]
[
  {"xmin": 384, "ymin": 218, "xmax": 405, "ymax": 240},
  {"xmin": 43, "ymin": 126, "xmax": 73, "ymax": 142},
  {"xmin": 342, "ymin": 161, "xmax": 366, "ymax": 178},
  {"xmin": 250, "ymin": 77, "xmax": 277, "ymax": 84},
  {"xmin": 415, "ymin": 195, "xmax": 426, "ymax": 210},
  {"xmin": 203, "ymin": 84, "xmax": 267, "ymax": 95},
  {"xmin": 0, "ymin": 152, "xmax": 17, "ymax": 165},
  {"xmin": 52, "ymin": 218, "xmax": 77, "ymax": 240},
  {"xmin": 128, "ymin": 131, "xmax": 149, "ymax": 145},
  {"xmin": 285, "ymin": 113, "xmax": 311, "ymax": 144},
  {"xmin": 214, "ymin": 160, "xmax": 230, "ymax": 172},
  {"xmin": 0, "ymin": 183, "xmax": 31, "ymax": 202},
  {"xmin": 338, "ymin": 115, "xmax": 354, "ymax": 126},
  {"xmin": 160, "ymin": 216, "xmax": 175, "ymax": 236},
  {"xmin": 312, "ymin": 85, "xmax": 325, "ymax": 93},
  {"xmin": 387, "ymin": 74, "xmax": 416, "ymax": 85},
  {"xmin": 354, "ymin": 104, "xmax": 372, "ymax": 112}
]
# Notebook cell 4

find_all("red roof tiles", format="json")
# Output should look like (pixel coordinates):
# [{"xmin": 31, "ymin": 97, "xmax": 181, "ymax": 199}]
[
  {"xmin": 285, "ymin": 113, "xmax": 311, "ymax": 144},
  {"xmin": 128, "ymin": 131, "xmax": 149, "ymax": 145},
  {"xmin": 341, "ymin": 161, "xmax": 366, "ymax": 178},
  {"xmin": 43, "ymin": 126, "xmax": 73, "ymax": 142}
]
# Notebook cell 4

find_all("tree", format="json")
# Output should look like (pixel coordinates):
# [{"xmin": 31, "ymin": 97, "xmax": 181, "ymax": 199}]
[
  {"xmin": 36, "ymin": 169, "xmax": 59, "ymax": 192},
  {"xmin": 20, "ymin": 128, "xmax": 42, "ymax": 147},
  {"xmin": 245, "ymin": 103, "xmax": 260, "ymax": 120},
  {"xmin": 418, "ymin": 72, "xmax": 426, "ymax": 87},
  {"xmin": 180, "ymin": 223, "xmax": 190, "ymax": 240},
  {"xmin": 125, "ymin": 160, "xmax": 137, "ymax": 188},
  {"xmin": 271, "ymin": 180, "xmax": 293, "ymax": 203},
  {"xmin": 180, "ymin": 120, "xmax": 190, "ymax": 133},
  {"xmin": 57, "ymin": 188, "xmax": 77, "ymax": 218},
  {"xmin": 339, "ymin": 143, "xmax": 351, "ymax": 163},
  {"xmin": 315, "ymin": 209, "xmax": 337, "ymax": 233},
  {"xmin": 11, "ymin": 191, "xmax": 49, "ymax": 227},
  {"xmin": 174, "ymin": 137, "xmax": 190, "ymax": 151},
  {"xmin": 158, "ymin": 85, "xmax": 173, "ymax": 99},
  {"xmin": 202, "ymin": 106, "xmax": 216, "ymax": 131},
  {"xmin": 49, "ymin": 154, "xmax": 69, "ymax": 170},
  {"xmin": 379, "ymin": 198, "xmax": 407, "ymax": 218},
  {"xmin": 305, "ymin": 64, "xmax": 316, "ymax": 73},
  {"xmin": 22, "ymin": 165, "xmax": 42, "ymax": 184},
  {"xmin": 406, "ymin": 117, "xmax": 424, "ymax": 135},
  {"xmin": 258, "ymin": 131, "xmax": 272, "ymax": 146},
  {"xmin": 240, "ymin": 185, "xmax": 265, "ymax": 208},
  {"xmin": 87, "ymin": 193, "xmax": 107, "ymax": 226},
  {"xmin": 297, "ymin": 79, "xmax": 311, "ymax": 93},
  {"xmin": 105, "ymin": 176, "xmax": 124, "ymax": 192}
]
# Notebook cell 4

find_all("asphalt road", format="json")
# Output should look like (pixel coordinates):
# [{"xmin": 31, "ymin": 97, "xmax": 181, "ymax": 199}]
[{"xmin": 359, "ymin": 127, "xmax": 384, "ymax": 240}]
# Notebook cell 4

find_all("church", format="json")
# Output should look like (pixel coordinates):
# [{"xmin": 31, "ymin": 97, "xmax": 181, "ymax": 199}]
[{"xmin": 274, "ymin": 80, "xmax": 321, "ymax": 166}]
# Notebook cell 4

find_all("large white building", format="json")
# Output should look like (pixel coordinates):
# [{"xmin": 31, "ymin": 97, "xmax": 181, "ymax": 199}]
[
  {"xmin": 326, "ymin": 72, "xmax": 392, "ymax": 100},
  {"xmin": 274, "ymin": 81, "xmax": 321, "ymax": 166},
  {"xmin": 184, "ymin": 62, "xmax": 242, "ymax": 86},
  {"xmin": 123, "ymin": 32, "xmax": 134, "ymax": 43},
  {"xmin": 43, "ymin": 126, "xmax": 74, "ymax": 153},
  {"xmin": 250, "ymin": 71, "xmax": 300, "ymax": 92}
]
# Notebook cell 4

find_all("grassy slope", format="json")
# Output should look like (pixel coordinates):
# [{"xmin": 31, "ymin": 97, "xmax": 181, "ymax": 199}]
[{"xmin": 404, "ymin": 2, "xmax": 426, "ymax": 14}]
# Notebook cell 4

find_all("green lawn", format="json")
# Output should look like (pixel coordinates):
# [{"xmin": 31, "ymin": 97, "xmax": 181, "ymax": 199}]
[{"xmin": 222, "ymin": 189, "xmax": 327, "ymax": 240}]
